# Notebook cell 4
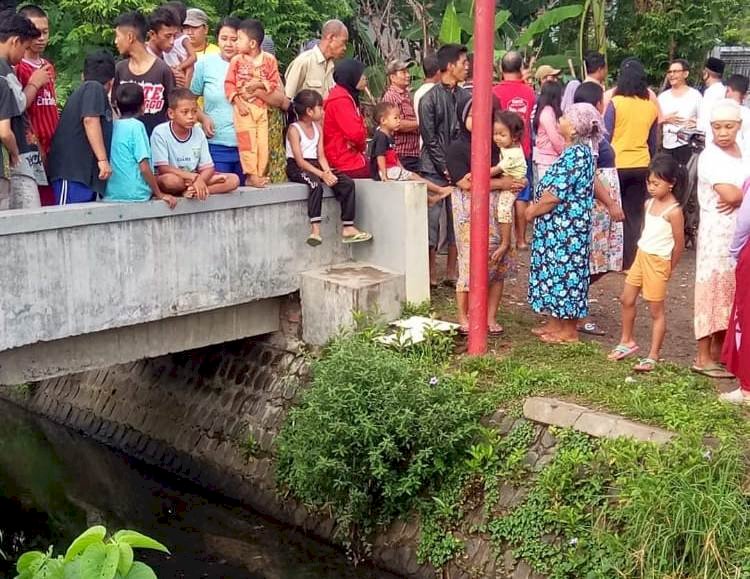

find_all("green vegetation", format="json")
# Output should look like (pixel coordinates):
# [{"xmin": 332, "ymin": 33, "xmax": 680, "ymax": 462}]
[
  {"xmin": 276, "ymin": 312, "xmax": 750, "ymax": 577},
  {"xmin": 15, "ymin": 526, "xmax": 169, "ymax": 579}
]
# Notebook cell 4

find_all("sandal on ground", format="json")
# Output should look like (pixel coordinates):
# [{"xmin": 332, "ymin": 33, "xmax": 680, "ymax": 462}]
[
  {"xmin": 531, "ymin": 325, "xmax": 548, "ymax": 337},
  {"xmin": 488, "ymin": 324, "xmax": 504, "ymax": 336},
  {"xmin": 607, "ymin": 343, "xmax": 639, "ymax": 361},
  {"xmin": 633, "ymin": 357, "xmax": 657, "ymax": 373},
  {"xmin": 458, "ymin": 325, "xmax": 469, "ymax": 336},
  {"xmin": 306, "ymin": 234, "xmax": 322, "ymax": 247},
  {"xmin": 539, "ymin": 333, "xmax": 577, "ymax": 344},
  {"xmin": 578, "ymin": 322, "xmax": 606, "ymax": 336},
  {"xmin": 690, "ymin": 363, "xmax": 735, "ymax": 379},
  {"xmin": 342, "ymin": 231, "xmax": 373, "ymax": 244}
]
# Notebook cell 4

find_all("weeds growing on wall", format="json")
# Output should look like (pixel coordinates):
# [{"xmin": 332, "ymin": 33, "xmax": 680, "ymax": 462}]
[{"xmin": 276, "ymin": 320, "xmax": 750, "ymax": 576}]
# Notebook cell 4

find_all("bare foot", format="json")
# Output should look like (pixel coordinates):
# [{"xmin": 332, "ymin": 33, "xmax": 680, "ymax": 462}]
[
  {"xmin": 246, "ymin": 174, "xmax": 269, "ymax": 188},
  {"xmin": 184, "ymin": 186, "xmax": 196, "ymax": 199}
]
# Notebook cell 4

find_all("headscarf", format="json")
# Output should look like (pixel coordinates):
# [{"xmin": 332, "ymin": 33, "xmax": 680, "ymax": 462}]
[
  {"xmin": 333, "ymin": 58, "xmax": 366, "ymax": 104},
  {"xmin": 711, "ymin": 98, "xmax": 742, "ymax": 122},
  {"xmin": 565, "ymin": 102, "xmax": 605, "ymax": 147},
  {"xmin": 561, "ymin": 79, "xmax": 581, "ymax": 113}
]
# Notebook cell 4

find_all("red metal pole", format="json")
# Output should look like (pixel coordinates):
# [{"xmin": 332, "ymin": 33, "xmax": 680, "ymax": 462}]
[{"xmin": 467, "ymin": 0, "xmax": 494, "ymax": 354}]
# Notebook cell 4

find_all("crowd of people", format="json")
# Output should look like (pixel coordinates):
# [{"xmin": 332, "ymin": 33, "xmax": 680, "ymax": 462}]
[{"xmin": 0, "ymin": 5, "xmax": 749, "ymax": 402}]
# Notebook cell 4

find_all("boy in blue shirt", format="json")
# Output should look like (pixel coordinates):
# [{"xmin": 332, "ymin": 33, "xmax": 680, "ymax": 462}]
[
  {"xmin": 150, "ymin": 88, "xmax": 240, "ymax": 199},
  {"xmin": 104, "ymin": 82, "xmax": 177, "ymax": 207}
]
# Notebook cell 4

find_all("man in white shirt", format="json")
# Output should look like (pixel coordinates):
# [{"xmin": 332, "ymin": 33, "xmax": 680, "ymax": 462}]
[
  {"xmin": 726, "ymin": 73, "xmax": 750, "ymax": 155},
  {"xmin": 697, "ymin": 57, "xmax": 726, "ymax": 141},
  {"xmin": 413, "ymin": 54, "xmax": 440, "ymax": 126},
  {"xmin": 657, "ymin": 58, "xmax": 702, "ymax": 165}
]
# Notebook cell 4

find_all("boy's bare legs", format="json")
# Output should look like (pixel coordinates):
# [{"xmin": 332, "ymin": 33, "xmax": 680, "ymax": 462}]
[
  {"xmin": 157, "ymin": 174, "xmax": 188, "ymax": 195},
  {"xmin": 208, "ymin": 173, "xmax": 241, "ymax": 194}
]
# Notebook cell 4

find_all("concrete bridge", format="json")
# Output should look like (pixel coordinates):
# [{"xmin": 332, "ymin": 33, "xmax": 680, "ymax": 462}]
[{"xmin": 0, "ymin": 182, "xmax": 428, "ymax": 385}]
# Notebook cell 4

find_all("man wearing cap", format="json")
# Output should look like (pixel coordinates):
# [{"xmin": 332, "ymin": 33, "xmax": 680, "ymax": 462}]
[
  {"xmin": 184, "ymin": 8, "xmax": 219, "ymax": 59},
  {"xmin": 492, "ymin": 51, "xmax": 536, "ymax": 249},
  {"xmin": 284, "ymin": 19, "xmax": 348, "ymax": 100},
  {"xmin": 535, "ymin": 64, "xmax": 561, "ymax": 86},
  {"xmin": 697, "ymin": 57, "xmax": 726, "ymax": 141},
  {"xmin": 381, "ymin": 59, "xmax": 420, "ymax": 172}
]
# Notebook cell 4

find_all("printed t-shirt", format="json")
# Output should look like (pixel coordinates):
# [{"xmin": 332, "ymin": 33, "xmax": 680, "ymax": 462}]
[
  {"xmin": 151, "ymin": 121, "xmax": 213, "ymax": 172},
  {"xmin": 492, "ymin": 79, "xmax": 536, "ymax": 157},
  {"xmin": 15, "ymin": 57, "xmax": 60, "ymax": 155},
  {"xmin": 369, "ymin": 128, "xmax": 399, "ymax": 179},
  {"xmin": 190, "ymin": 54, "xmax": 236, "ymax": 147},
  {"xmin": 47, "ymin": 80, "xmax": 113, "ymax": 194},
  {"xmin": 114, "ymin": 58, "xmax": 175, "ymax": 136},
  {"xmin": 104, "ymin": 117, "xmax": 152, "ymax": 202}
]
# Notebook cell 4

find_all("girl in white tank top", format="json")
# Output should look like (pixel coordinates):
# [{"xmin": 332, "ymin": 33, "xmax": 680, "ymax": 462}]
[{"xmin": 608, "ymin": 154, "xmax": 685, "ymax": 373}]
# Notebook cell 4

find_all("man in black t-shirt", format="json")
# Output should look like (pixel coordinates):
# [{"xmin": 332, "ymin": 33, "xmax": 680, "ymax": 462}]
[
  {"xmin": 0, "ymin": 12, "xmax": 42, "ymax": 209},
  {"xmin": 48, "ymin": 51, "xmax": 116, "ymax": 204}
]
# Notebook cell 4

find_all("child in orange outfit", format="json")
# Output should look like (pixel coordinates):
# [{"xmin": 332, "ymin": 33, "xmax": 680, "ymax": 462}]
[{"xmin": 224, "ymin": 18, "xmax": 280, "ymax": 188}]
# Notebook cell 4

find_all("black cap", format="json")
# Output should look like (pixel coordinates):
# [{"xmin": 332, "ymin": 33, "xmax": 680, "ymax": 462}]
[{"xmin": 705, "ymin": 57, "xmax": 725, "ymax": 76}]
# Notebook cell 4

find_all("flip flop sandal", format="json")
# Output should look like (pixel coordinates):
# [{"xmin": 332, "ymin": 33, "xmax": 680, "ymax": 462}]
[
  {"xmin": 488, "ymin": 325, "xmax": 504, "ymax": 336},
  {"xmin": 578, "ymin": 322, "xmax": 606, "ymax": 336},
  {"xmin": 607, "ymin": 344, "xmax": 640, "ymax": 361},
  {"xmin": 690, "ymin": 363, "xmax": 735, "ymax": 379},
  {"xmin": 306, "ymin": 234, "xmax": 322, "ymax": 247},
  {"xmin": 342, "ymin": 231, "xmax": 373, "ymax": 244},
  {"xmin": 633, "ymin": 357, "xmax": 657, "ymax": 373}
]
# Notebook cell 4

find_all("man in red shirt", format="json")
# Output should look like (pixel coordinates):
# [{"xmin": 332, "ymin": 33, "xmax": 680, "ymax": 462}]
[
  {"xmin": 492, "ymin": 51, "xmax": 535, "ymax": 249},
  {"xmin": 15, "ymin": 4, "xmax": 59, "ymax": 206}
]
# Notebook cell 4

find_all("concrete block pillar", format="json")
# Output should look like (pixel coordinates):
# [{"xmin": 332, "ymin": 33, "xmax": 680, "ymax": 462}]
[{"xmin": 299, "ymin": 262, "xmax": 405, "ymax": 346}]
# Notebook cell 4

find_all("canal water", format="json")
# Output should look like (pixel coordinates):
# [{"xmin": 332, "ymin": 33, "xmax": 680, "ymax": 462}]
[{"xmin": 0, "ymin": 399, "xmax": 395, "ymax": 579}]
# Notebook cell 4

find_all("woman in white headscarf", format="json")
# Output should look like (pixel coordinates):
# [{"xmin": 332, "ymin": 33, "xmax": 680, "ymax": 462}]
[{"xmin": 692, "ymin": 99, "xmax": 750, "ymax": 378}]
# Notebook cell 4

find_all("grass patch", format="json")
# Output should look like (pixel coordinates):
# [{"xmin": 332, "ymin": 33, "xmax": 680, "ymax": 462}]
[{"xmin": 275, "ymin": 316, "xmax": 750, "ymax": 576}]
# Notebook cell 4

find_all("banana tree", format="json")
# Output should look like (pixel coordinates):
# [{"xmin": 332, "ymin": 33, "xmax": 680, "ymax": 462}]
[
  {"xmin": 438, "ymin": 0, "xmax": 585, "ymax": 68},
  {"xmin": 578, "ymin": 0, "xmax": 607, "ymax": 76}
]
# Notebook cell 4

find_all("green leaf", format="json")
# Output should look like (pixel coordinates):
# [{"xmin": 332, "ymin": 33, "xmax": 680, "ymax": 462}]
[
  {"xmin": 495, "ymin": 9, "xmax": 511, "ymax": 30},
  {"xmin": 16, "ymin": 551, "xmax": 45, "ymax": 574},
  {"xmin": 113, "ymin": 531, "xmax": 170, "ymax": 554},
  {"xmin": 439, "ymin": 1, "xmax": 462, "ymax": 45},
  {"xmin": 100, "ymin": 544, "xmax": 120, "ymax": 579},
  {"xmin": 123, "ymin": 562, "xmax": 158, "ymax": 579},
  {"xmin": 64, "ymin": 526, "xmax": 107, "ymax": 562},
  {"xmin": 40, "ymin": 558, "xmax": 65, "ymax": 579},
  {"xmin": 515, "ymin": 4, "xmax": 584, "ymax": 48},
  {"xmin": 117, "ymin": 543, "xmax": 134, "ymax": 577},
  {"xmin": 77, "ymin": 543, "xmax": 107, "ymax": 577}
]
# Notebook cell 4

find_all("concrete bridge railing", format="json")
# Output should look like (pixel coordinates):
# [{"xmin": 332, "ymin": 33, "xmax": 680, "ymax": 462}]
[{"xmin": 0, "ymin": 181, "xmax": 428, "ymax": 384}]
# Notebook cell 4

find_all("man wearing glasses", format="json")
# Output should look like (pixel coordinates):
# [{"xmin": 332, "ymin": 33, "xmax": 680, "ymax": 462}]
[{"xmin": 657, "ymin": 59, "xmax": 702, "ymax": 165}]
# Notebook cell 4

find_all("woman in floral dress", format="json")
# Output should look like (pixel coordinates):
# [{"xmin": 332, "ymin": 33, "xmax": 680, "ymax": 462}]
[
  {"xmin": 692, "ymin": 99, "xmax": 750, "ymax": 378},
  {"xmin": 445, "ymin": 91, "xmax": 526, "ymax": 334},
  {"xmin": 526, "ymin": 103, "xmax": 604, "ymax": 343}
]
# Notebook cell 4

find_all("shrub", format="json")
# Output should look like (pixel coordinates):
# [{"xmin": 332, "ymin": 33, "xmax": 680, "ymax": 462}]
[{"xmin": 275, "ymin": 334, "xmax": 483, "ymax": 541}]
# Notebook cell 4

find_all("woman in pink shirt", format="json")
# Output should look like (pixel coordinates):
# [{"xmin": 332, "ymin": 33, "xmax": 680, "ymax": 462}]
[{"xmin": 532, "ymin": 80, "xmax": 565, "ymax": 180}]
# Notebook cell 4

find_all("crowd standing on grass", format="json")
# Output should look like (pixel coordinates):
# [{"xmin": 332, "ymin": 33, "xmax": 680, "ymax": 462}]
[{"xmin": 0, "ymin": 4, "xmax": 749, "ymax": 399}]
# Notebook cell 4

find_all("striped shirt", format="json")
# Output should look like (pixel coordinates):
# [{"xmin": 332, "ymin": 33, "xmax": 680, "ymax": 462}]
[
  {"xmin": 15, "ymin": 57, "xmax": 59, "ymax": 156},
  {"xmin": 381, "ymin": 84, "xmax": 420, "ymax": 159}
]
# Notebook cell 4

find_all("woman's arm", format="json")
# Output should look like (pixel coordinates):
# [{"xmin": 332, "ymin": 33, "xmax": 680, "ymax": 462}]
[
  {"xmin": 604, "ymin": 102, "xmax": 615, "ymax": 141},
  {"xmin": 715, "ymin": 183, "xmax": 744, "ymax": 213},
  {"xmin": 526, "ymin": 190, "xmax": 561, "ymax": 220},
  {"xmin": 594, "ymin": 175, "xmax": 624, "ymax": 221},
  {"xmin": 540, "ymin": 107, "xmax": 565, "ymax": 154}
]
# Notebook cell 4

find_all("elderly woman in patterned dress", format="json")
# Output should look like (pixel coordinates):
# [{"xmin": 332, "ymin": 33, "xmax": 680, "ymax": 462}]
[
  {"xmin": 692, "ymin": 99, "xmax": 750, "ymax": 378},
  {"xmin": 526, "ymin": 103, "xmax": 605, "ymax": 343}
]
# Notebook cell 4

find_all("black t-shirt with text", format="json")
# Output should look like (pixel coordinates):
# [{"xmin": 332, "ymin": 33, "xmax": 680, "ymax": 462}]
[
  {"xmin": 113, "ymin": 58, "xmax": 175, "ymax": 136},
  {"xmin": 48, "ymin": 81, "xmax": 113, "ymax": 194}
]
